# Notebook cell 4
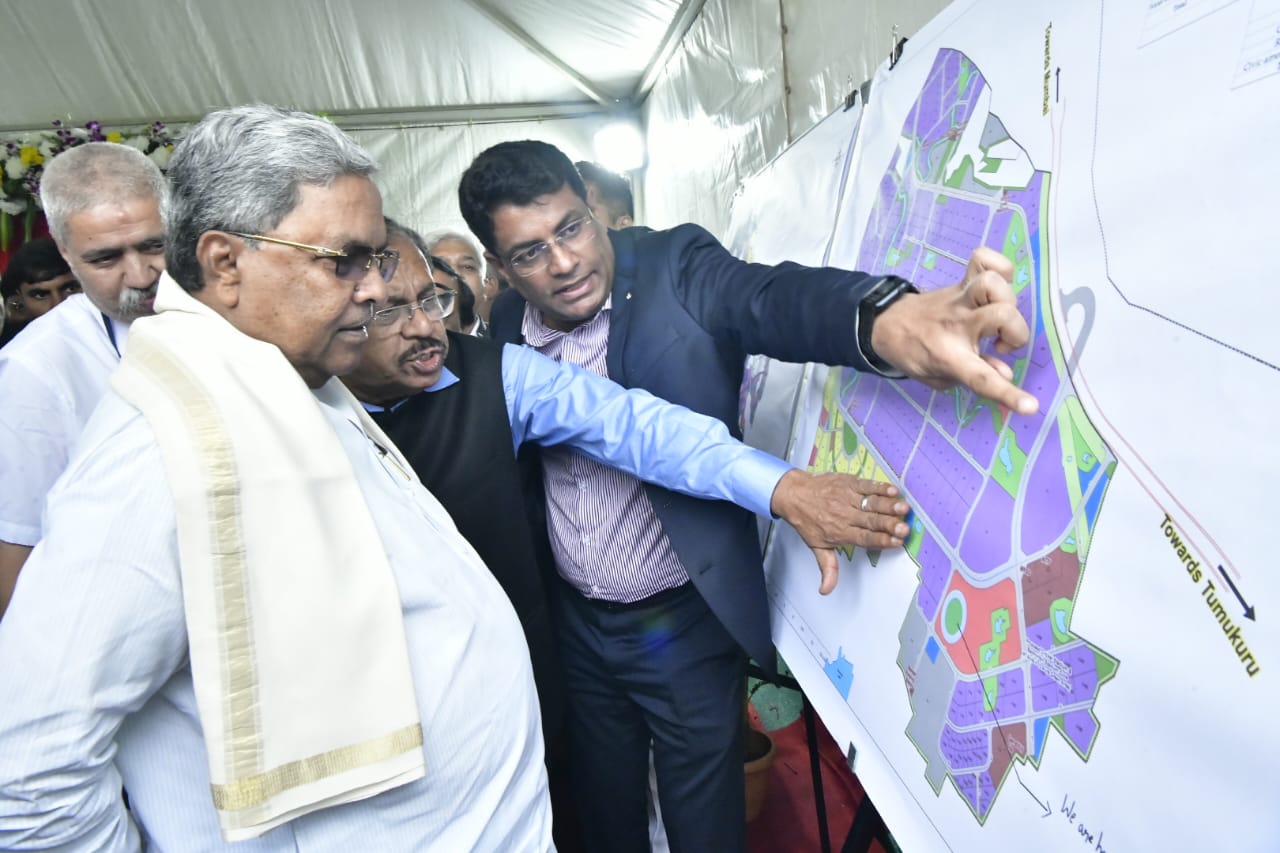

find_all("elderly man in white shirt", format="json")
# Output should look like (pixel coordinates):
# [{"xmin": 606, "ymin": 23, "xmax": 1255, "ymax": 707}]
[
  {"xmin": 0, "ymin": 106, "xmax": 551, "ymax": 851},
  {"xmin": 0, "ymin": 142, "xmax": 166, "ymax": 617}
]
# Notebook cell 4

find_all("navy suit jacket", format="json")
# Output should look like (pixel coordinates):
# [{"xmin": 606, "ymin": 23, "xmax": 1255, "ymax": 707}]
[{"xmin": 491, "ymin": 223, "xmax": 885, "ymax": 673}]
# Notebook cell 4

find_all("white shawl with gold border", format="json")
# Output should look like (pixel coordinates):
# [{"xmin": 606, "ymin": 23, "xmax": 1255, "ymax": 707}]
[{"xmin": 112, "ymin": 274, "xmax": 424, "ymax": 840}]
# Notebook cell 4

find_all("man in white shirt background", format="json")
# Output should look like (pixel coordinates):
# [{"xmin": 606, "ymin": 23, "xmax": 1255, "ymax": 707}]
[{"xmin": 0, "ymin": 142, "xmax": 165, "ymax": 617}]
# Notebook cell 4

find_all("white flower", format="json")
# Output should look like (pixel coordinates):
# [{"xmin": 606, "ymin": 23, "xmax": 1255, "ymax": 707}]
[
  {"xmin": 146, "ymin": 146, "xmax": 172, "ymax": 170},
  {"xmin": 4, "ymin": 156, "xmax": 25, "ymax": 180},
  {"xmin": 122, "ymin": 135, "xmax": 150, "ymax": 152},
  {"xmin": 71, "ymin": 128, "xmax": 90, "ymax": 140},
  {"xmin": 0, "ymin": 198, "xmax": 27, "ymax": 216},
  {"xmin": 38, "ymin": 139, "xmax": 58, "ymax": 160}
]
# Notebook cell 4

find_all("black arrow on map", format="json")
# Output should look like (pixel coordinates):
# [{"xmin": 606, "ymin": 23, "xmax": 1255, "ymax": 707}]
[
  {"xmin": 1055, "ymin": 67, "xmax": 1060, "ymax": 101},
  {"xmin": 1217, "ymin": 565, "xmax": 1256, "ymax": 621},
  {"xmin": 1013, "ymin": 766, "xmax": 1051, "ymax": 818}
]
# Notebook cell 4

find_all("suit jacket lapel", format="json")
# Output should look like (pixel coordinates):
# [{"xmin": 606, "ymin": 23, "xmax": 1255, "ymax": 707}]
[{"xmin": 606, "ymin": 229, "xmax": 635, "ymax": 384}]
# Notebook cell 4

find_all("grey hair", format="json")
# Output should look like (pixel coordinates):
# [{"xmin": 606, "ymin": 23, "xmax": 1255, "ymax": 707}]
[
  {"xmin": 385, "ymin": 216, "xmax": 432, "ymax": 264},
  {"xmin": 40, "ymin": 142, "xmax": 167, "ymax": 246},
  {"xmin": 424, "ymin": 229, "xmax": 484, "ymax": 261},
  {"xmin": 164, "ymin": 104, "xmax": 378, "ymax": 292}
]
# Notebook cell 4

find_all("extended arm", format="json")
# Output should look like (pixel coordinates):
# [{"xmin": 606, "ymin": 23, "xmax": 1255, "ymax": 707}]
[
  {"xmin": 502, "ymin": 344, "xmax": 909, "ymax": 583},
  {"xmin": 666, "ymin": 227, "xmax": 1037, "ymax": 414}
]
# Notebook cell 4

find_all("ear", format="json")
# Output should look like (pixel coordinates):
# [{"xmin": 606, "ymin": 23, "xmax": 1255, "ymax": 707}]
[{"xmin": 196, "ymin": 231, "xmax": 244, "ymax": 308}]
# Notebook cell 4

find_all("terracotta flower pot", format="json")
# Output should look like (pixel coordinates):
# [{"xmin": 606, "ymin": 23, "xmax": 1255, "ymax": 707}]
[{"xmin": 743, "ymin": 727, "xmax": 776, "ymax": 822}]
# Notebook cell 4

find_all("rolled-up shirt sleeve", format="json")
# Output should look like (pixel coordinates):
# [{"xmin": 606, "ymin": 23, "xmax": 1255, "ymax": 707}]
[
  {"xmin": 500, "ymin": 343, "xmax": 791, "ymax": 519},
  {"xmin": 0, "ymin": 401, "xmax": 186, "ymax": 851}
]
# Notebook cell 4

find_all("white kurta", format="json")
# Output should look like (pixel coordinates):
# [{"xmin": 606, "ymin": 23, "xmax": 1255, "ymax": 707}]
[
  {"xmin": 0, "ymin": 380, "xmax": 551, "ymax": 852},
  {"xmin": 0, "ymin": 294, "xmax": 127, "ymax": 545}
]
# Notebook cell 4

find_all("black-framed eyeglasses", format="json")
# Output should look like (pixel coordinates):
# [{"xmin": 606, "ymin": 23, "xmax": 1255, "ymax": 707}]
[
  {"xmin": 369, "ymin": 288, "xmax": 456, "ymax": 328},
  {"xmin": 227, "ymin": 231, "xmax": 400, "ymax": 282},
  {"xmin": 504, "ymin": 215, "xmax": 597, "ymax": 274}
]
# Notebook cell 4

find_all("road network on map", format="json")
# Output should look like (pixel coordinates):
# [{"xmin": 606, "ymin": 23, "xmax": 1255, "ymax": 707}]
[{"xmin": 806, "ymin": 49, "xmax": 1119, "ymax": 823}]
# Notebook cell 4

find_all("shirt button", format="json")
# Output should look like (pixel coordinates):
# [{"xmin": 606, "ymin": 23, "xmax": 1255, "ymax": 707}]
[{"xmin": 577, "ymin": 482, "xmax": 587, "ymax": 493}]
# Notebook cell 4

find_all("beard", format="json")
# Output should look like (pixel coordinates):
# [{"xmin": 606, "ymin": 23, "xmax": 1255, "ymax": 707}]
[{"xmin": 115, "ymin": 281, "xmax": 159, "ymax": 322}]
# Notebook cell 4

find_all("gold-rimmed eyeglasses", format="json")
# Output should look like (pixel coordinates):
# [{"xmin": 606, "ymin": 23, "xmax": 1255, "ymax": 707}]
[{"xmin": 227, "ymin": 231, "xmax": 400, "ymax": 282}]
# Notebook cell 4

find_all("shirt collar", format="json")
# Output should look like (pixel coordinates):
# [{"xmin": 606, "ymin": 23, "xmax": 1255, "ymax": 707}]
[
  {"xmin": 521, "ymin": 293, "xmax": 612, "ymax": 347},
  {"xmin": 359, "ymin": 366, "xmax": 461, "ymax": 413}
]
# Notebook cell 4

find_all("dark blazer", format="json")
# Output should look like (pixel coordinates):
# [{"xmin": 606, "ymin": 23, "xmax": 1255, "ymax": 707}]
[{"xmin": 491, "ymin": 223, "xmax": 883, "ymax": 673}]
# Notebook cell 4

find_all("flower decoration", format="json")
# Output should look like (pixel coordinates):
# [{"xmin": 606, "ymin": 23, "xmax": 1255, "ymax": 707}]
[{"xmin": 0, "ymin": 119, "xmax": 181, "ymax": 249}]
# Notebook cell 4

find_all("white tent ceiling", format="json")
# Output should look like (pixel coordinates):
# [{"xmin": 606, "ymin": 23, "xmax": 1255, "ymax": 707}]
[{"xmin": 0, "ymin": 0, "xmax": 706, "ymax": 132}]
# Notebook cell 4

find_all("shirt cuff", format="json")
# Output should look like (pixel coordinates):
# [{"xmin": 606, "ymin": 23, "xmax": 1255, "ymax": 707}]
[
  {"xmin": 726, "ymin": 449, "xmax": 795, "ymax": 520},
  {"xmin": 0, "ymin": 519, "xmax": 41, "ymax": 547}
]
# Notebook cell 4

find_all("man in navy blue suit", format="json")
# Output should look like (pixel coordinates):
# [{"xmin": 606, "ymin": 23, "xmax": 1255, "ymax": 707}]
[{"xmin": 460, "ymin": 140, "xmax": 1037, "ymax": 853}]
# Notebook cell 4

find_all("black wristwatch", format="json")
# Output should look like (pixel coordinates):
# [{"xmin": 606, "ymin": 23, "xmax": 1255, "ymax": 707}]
[{"xmin": 856, "ymin": 275, "xmax": 919, "ymax": 377}]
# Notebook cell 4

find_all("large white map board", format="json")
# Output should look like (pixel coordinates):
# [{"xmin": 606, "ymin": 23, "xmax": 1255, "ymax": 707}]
[{"xmin": 731, "ymin": 1, "xmax": 1280, "ymax": 850}]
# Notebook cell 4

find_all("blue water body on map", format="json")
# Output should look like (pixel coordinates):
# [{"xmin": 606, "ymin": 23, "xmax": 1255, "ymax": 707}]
[
  {"xmin": 1054, "ymin": 608, "xmax": 1070, "ymax": 636},
  {"xmin": 824, "ymin": 648, "xmax": 855, "ymax": 700},
  {"xmin": 1083, "ymin": 469, "xmax": 1110, "ymax": 529},
  {"xmin": 998, "ymin": 436, "xmax": 1014, "ymax": 474},
  {"xmin": 926, "ymin": 636, "xmax": 941, "ymax": 663},
  {"xmin": 1077, "ymin": 462, "xmax": 1100, "ymax": 495},
  {"xmin": 1033, "ymin": 716, "xmax": 1049, "ymax": 760},
  {"xmin": 1030, "ymin": 230, "xmax": 1044, "ymax": 336}
]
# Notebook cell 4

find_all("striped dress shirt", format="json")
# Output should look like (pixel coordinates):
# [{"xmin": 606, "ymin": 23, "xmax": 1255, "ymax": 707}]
[{"xmin": 523, "ymin": 298, "xmax": 690, "ymax": 602}]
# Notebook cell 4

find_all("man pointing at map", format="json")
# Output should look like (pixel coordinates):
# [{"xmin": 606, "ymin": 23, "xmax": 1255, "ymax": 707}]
[{"xmin": 462, "ymin": 139, "xmax": 1037, "ymax": 852}]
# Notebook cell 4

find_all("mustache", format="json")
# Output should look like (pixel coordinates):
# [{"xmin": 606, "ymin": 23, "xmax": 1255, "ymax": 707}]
[
  {"xmin": 401, "ymin": 337, "xmax": 447, "ymax": 363},
  {"xmin": 119, "ymin": 281, "xmax": 159, "ymax": 306}
]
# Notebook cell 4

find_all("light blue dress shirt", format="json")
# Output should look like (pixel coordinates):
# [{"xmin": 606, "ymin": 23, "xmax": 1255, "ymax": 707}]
[{"xmin": 362, "ymin": 343, "xmax": 792, "ymax": 521}]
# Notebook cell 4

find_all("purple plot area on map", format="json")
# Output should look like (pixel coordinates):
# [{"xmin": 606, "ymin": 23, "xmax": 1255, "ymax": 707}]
[
  {"xmin": 925, "ymin": 197, "xmax": 989, "ymax": 250},
  {"xmin": 912, "ymin": 253, "xmax": 967, "ymax": 292},
  {"xmin": 989, "ymin": 208, "xmax": 1014, "ymax": 244},
  {"xmin": 941, "ymin": 723, "xmax": 990, "ymax": 771},
  {"xmin": 906, "ymin": 424, "xmax": 981, "ymax": 547},
  {"xmin": 953, "ymin": 773, "xmax": 979, "ymax": 810},
  {"xmin": 928, "ymin": 390, "xmax": 962, "ymax": 436},
  {"xmin": 946, "ymin": 670, "xmax": 1028, "ymax": 727},
  {"xmin": 977, "ymin": 772, "xmax": 996, "ymax": 816},
  {"xmin": 1062, "ymin": 709, "xmax": 1099, "ymax": 754},
  {"xmin": 957, "ymin": 412, "xmax": 1000, "ymax": 467},
  {"xmin": 1030, "ymin": 646, "xmax": 1101, "ymax": 714},
  {"xmin": 902, "ymin": 379, "xmax": 934, "ymax": 412},
  {"xmin": 1026, "ymin": 620, "xmax": 1055, "ymax": 648},
  {"xmin": 915, "ymin": 535, "xmax": 950, "ymax": 621},
  {"xmin": 863, "ymin": 389, "xmax": 923, "ymax": 474},
  {"xmin": 1021, "ymin": 429, "xmax": 1073, "ymax": 554},
  {"xmin": 906, "ymin": 455, "xmax": 967, "ymax": 547},
  {"xmin": 958, "ymin": 480, "xmax": 1014, "ymax": 573},
  {"xmin": 906, "ymin": 190, "xmax": 934, "ymax": 241},
  {"xmin": 1006, "ymin": 171, "xmax": 1044, "ymax": 232}
]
